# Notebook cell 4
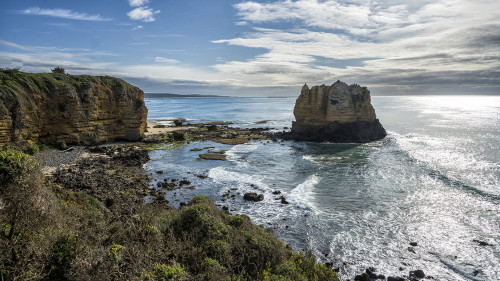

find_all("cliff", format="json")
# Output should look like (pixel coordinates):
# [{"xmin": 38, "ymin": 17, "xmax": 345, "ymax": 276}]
[
  {"xmin": 291, "ymin": 80, "xmax": 386, "ymax": 142},
  {"xmin": 0, "ymin": 70, "xmax": 147, "ymax": 146}
]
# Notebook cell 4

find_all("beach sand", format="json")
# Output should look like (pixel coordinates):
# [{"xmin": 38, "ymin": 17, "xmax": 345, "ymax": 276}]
[{"xmin": 145, "ymin": 121, "xmax": 197, "ymax": 136}]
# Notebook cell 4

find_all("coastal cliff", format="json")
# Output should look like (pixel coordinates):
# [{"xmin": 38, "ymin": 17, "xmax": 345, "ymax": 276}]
[
  {"xmin": 0, "ymin": 70, "xmax": 147, "ymax": 145},
  {"xmin": 291, "ymin": 80, "xmax": 386, "ymax": 142}
]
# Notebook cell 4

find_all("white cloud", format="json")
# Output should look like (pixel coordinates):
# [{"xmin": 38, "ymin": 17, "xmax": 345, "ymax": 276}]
[
  {"xmin": 209, "ymin": 0, "xmax": 500, "ymax": 91},
  {"xmin": 154, "ymin": 57, "xmax": 180, "ymax": 64},
  {"xmin": 132, "ymin": 25, "xmax": 144, "ymax": 30},
  {"xmin": 127, "ymin": 6, "xmax": 160, "ymax": 22},
  {"xmin": 129, "ymin": 0, "xmax": 149, "ymax": 7},
  {"xmin": 20, "ymin": 7, "xmax": 111, "ymax": 21}
]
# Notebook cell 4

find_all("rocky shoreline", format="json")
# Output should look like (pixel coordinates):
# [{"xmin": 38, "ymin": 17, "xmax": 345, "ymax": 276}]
[{"xmin": 28, "ymin": 121, "xmax": 428, "ymax": 281}]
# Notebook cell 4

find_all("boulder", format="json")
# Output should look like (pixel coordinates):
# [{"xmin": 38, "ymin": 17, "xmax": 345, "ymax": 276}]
[
  {"xmin": 290, "ymin": 80, "xmax": 386, "ymax": 142},
  {"xmin": 244, "ymin": 192, "xmax": 264, "ymax": 202}
]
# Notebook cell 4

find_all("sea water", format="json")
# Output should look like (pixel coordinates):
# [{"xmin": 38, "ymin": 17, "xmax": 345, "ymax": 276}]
[{"xmin": 144, "ymin": 96, "xmax": 500, "ymax": 280}]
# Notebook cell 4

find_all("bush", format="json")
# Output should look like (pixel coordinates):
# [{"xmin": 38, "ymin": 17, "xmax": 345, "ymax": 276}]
[
  {"xmin": 45, "ymin": 234, "xmax": 77, "ymax": 280},
  {"xmin": 53, "ymin": 140, "xmax": 68, "ymax": 150},
  {"xmin": 51, "ymin": 67, "xmax": 66, "ymax": 74},
  {"xmin": 25, "ymin": 144, "xmax": 40, "ymax": 155},
  {"xmin": 0, "ymin": 148, "xmax": 36, "ymax": 185},
  {"xmin": 107, "ymin": 243, "xmax": 124, "ymax": 261},
  {"xmin": 143, "ymin": 263, "xmax": 186, "ymax": 281}
]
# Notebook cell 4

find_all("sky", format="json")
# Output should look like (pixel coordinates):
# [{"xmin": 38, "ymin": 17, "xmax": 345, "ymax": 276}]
[{"xmin": 0, "ymin": 0, "xmax": 499, "ymax": 96}]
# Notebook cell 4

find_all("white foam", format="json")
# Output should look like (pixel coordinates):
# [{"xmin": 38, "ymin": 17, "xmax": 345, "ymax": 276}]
[
  {"xmin": 208, "ymin": 166, "xmax": 269, "ymax": 193},
  {"xmin": 288, "ymin": 175, "xmax": 319, "ymax": 210}
]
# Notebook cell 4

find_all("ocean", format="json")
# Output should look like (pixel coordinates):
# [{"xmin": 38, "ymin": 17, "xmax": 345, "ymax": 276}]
[{"xmin": 144, "ymin": 95, "xmax": 500, "ymax": 280}]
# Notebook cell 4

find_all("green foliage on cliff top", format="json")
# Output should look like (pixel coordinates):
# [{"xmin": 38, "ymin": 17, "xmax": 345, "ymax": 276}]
[
  {"xmin": 0, "ymin": 150, "xmax": 338, "ymax": 281},
  {"xmin": 0, "ymin": 69, "xmax": 138, "ymax": 104}
]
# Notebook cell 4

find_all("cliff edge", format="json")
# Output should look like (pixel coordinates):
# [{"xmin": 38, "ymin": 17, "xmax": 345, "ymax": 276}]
[
  {"xmin": 0, "ymin": 70, "xmax": 147, "ymax": 146},
  {"xmin": 291, "ymin": 80, "xmax": 386, "ymax": 142}
]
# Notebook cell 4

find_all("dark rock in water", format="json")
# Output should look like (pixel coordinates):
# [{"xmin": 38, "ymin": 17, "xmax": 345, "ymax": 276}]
[
  {"xmin": 244, "ymin": 192, "xmax": 264, "ymax": 202},
  {"xmin": 366, "ymin": 267, "xmax": 378, "ymax": 279},
  {"xmin": 222, "ymin": 206, "xmax": 229, "ymax": 211},
  {"xmin": 354, "ymin": 273, "xmax": 370, "ymax": 281},
  {"xmin": 179, "ymin": 179, "xmax": 191, "ymax": 186},
  {"xmin": 156, "ymin": 170, "xmax": 164, "ymax": 174},
  {"xmin": 172, "ymin": 131, "xmax": 185, "ymax": 141},
  {"xmin": 410, "ymin": 242, "xmax": 418, "ymax": 246},
  {"xmin": 408, "ymin": 246, "xmax": 416, "ymax": 253},
  {"xmin": 285, "ymin": 81, "xmax": 386, "ymax": 143},
  {"xmin": 473, "ymin": 239, "xmax": 493, "ymax": 246},
  {"xmin": 174, "ymin": 119, "xmax": 185, "ymax": 126},
  {"xmin": 272, "ymin": 190, "xmax": 281, "ymax": 195},
  {"xmin": 280, "ymin": 196, "xmax": 289, "ymax": 204},
  {"xmin": 409, "ymin": 269, "xmax": 425, "ymax": 278},
  {"xmin": 388, "ymin": 277, "xmax": 405, "ymax": 281}
]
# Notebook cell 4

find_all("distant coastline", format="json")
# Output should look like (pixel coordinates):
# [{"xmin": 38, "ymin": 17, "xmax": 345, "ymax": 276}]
[{"xmin": 145, "ymin": 93, "xmax": 229, "ymax": 98}]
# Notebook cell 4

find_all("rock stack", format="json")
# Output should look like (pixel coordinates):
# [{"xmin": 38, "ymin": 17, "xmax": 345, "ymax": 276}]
[{"xmin": 291, "ymin": 80, "xmax": 386, "ymax": 142}]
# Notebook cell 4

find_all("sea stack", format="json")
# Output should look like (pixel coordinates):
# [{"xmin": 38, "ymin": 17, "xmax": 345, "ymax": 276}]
[{"xmin": 291, "ymin": 80, "xmax": 386, "ymax": 142}]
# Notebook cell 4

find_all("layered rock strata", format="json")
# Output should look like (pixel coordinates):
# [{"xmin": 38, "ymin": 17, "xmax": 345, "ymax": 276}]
[
  {"xmin": 291, "ymin": 80, "xmax": 386, "ymax": 142},
  {"xmin": 0, "ymin": 70, "xmax": 147, "ymax": 145}
]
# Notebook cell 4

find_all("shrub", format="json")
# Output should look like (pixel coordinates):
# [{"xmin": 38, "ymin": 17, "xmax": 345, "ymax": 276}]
[
  {"xmin": 107, "ymin": 243, "xmax": 124, "ymax": 261},
  {"xmin": 25, "ymin": 144, "xmax": 40, "ymax": 155},
  {"xmin": 45, "ymin": 234, "xmax": 77, "ymax": 280},
  {"xmin": 51, "ymin": 67, "xmax": 66, "ymax": 74},
  {"xmin": 143, "ymin": 263, "xmax": 186, "ymax": 281},
  {"xmin": 53, "ymin": 140, "xmax": 68, "ymax": 150},
  {"xmin": 0, "ymin": 148, "xmax": 36, "ymax": 185}
]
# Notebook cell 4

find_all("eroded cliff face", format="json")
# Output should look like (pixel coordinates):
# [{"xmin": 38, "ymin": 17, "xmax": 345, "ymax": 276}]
[
  {"xmin": 291, "ymin": 80, "xmax": 386, "ymax": 142},
  {"xmin": 0, "ymin": 70, "xmax": 148, "ymax": 146}
]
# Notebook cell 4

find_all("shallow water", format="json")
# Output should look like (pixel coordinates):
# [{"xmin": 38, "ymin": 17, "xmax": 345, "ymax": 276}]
[{"xmin": 145, "ymin": 95, "xmax": 500, "ymax": 280}]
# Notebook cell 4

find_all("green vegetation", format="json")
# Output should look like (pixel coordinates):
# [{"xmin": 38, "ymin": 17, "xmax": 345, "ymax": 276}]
[
  {"xmin": 0, "ymin": 145, "xmax": 337, "ymax": 281},
  {"xmin": 0, "ymin": 69, "xmax": 136, "ymax": 105},
  {"xmin": 51, "ymin": 67, "xmax": 66, "ymax": 74}
]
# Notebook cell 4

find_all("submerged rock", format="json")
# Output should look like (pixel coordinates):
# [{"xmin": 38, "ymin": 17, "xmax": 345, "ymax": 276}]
[{"xmin": 289, "ymin": 81, "xmax": 386, "ymax": 143}]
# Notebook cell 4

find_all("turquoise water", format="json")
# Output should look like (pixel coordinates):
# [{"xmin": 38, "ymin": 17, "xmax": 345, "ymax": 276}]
[{"xmin": 144, "ymin": 96, "xmax": 500, "ymax": 280}]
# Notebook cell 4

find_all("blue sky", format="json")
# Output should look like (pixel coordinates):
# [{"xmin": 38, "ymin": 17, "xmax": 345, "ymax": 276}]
[{"xmin": 1, "ymin": 0, "xmax": 499, "ymax": 96}]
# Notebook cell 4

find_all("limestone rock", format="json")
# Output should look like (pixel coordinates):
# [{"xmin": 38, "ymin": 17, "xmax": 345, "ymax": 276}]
[
  {"xmin": 0, "ymin": 70, "xmax": 147, "ymax": 146},
  {"xmin": 291, "ymin": 80, "xmax": 386, "ymax": 142}
]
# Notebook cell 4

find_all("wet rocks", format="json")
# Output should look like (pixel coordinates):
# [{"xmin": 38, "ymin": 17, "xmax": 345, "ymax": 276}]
[
  {"xmin": 199, "ymin": 153, "xmax": 227, "ymax": 160},
  {"xmin": 174, "ymin": 119, "xmax": 186, "ymax": 126},
  {"xmin": 244, "ymin": 192, "xmax": 264, "ymax": 202},
  {"xmin": 409, "ymin": 269, "xmax": 425, "ymax": 279},
  {"xmin": 172, "ymin": 131, "xmax": 185, "ymax": 141},
  {"xmin": 473, "ymin": 239, "xmax": 493, "ymax": 246}
]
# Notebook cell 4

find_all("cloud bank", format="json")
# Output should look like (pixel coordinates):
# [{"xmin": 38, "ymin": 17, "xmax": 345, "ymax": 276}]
[{"xmin": 212, "ymin": 0, "xmax": 500, "ymax": 94}]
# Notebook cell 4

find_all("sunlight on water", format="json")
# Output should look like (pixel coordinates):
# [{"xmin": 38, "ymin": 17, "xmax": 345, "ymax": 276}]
[{"xmin": 146, "ymin": 96, "xmax": 500, "ymax": 281}]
